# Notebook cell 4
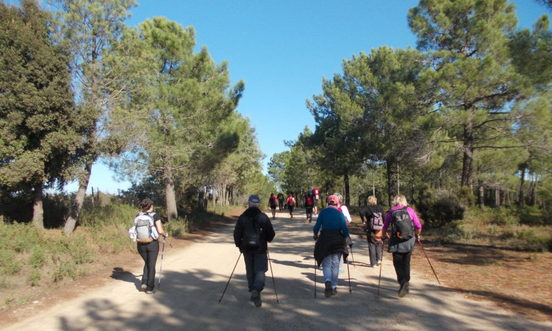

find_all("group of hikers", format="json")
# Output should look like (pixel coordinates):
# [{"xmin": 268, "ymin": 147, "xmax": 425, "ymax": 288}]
[
  {"xmin": 129, "ymin": 191, "xmax": 422, "ymax": 307},
  {"xmin": 268, "ymin": 188, "xmax": 321, "ymax": 221}
]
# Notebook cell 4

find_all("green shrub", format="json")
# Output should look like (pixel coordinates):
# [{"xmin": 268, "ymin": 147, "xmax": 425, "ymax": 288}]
[
  {"xmin": 28, "ymin": 270, "xmax": 41, "ymax": 287},
  {"xmin": 29, "ymin": 248, "xmax": 45, "ymax": 269},
  {"xmin": 417, "ymin": 189, "xmax": 465, "ymax": 227},
  {"xmin": 52, "ymin": 262, "xmax": 78, "ymax": 282}
]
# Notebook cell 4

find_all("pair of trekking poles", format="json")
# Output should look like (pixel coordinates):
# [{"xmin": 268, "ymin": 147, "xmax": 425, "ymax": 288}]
[
  {"xmin": 218, "ymin": 250, "xmax": 279, "ymax": 304},
  {"xmin": 375, "ymin": 238, "xmax": 441, "ymax": 296}
]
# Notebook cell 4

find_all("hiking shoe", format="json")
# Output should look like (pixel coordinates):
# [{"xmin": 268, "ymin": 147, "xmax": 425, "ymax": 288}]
[
  {"xmin": 145, "ymin": 288, "xmax": 154, "ymax": 294},
  {"xmin": 250, "ymin": 290, "xmax": 262, "ymax": 307},
  {"xmin": 324, "ymin": 281, "xmax": 332, "ymax": 297},
  {"xmin": 398, "ymin": 282, "xmax": 409, "ymax": 298},
  {"xmin": 332, "ymin": 287, "xmax": 337, "ymax": 296},
  {"xmin": 140, "ymin": 284, "xmax": 147, "ymax": 292}
]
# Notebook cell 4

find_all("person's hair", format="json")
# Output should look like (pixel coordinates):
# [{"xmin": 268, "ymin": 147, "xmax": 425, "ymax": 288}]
[
  {"xmin": 140, "ymin": 198, "xmax": 154, "ymax": 212},
  {"xmin": 333, "ymin": 193, "xmax": 343, "ymax": 204},
  {"xmin": 367, "ymin": 196, "xmax": 377, "ymax": 206},
  {"xmin": 392, "ymin": 194, "xmax": 408, "ymax": 207}
]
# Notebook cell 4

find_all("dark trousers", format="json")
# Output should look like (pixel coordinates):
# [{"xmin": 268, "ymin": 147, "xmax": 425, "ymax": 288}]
[
  {"xmin": 243, "ymin": 251, "xmax": 268, "ymax": 292},
  {"xmin": 367, "ymin": 237, "xmax": 383, "ymax": 266},
  {"xmin": 392, "ymin": 250, "xmax": 413, "ymax": 285},
  {"xmin": 137, "ymin": 240, "xmax": 159, "ymax": 290}
]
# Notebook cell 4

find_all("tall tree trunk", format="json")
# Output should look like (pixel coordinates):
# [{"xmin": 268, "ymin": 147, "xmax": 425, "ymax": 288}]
[
  {"xmin": 343, "ymin": 173, "xmax": 350, "ymax": 206},
  {"xmin": 64, "ymin": 158, "xmax": 93, "ymax": 235},
  {"xmin": 518, "ymin": 165, "xmax": 526, "ymax": 207},
  {"xmin": 386, "ymin": 159, "xmax": 398, "ymax": 207},
  {"xmin": 529, "ymin": 180, "xmax": 537, "ymax": 206},
  {"xmin": 461, "ymin": 123, "xmax": 474, "ymax": 187},
  {"xmin": 164, "ymin": 166, "xmax": 178, "ymax": 220},
  {"xmin": 478, "ymin": 184, "xmax": 485, "ymax": 208},
  {"xmin": 494, "ymin": 188, "xmax": 501, "ymax": 207},
  {"xmin": 32, "ymin": 184, "xmax": 44, "ymax": 229}
]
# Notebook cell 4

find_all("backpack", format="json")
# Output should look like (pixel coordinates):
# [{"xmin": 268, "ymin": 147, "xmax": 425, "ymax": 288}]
[
  {"xmin": 242, "ymin": 215, "xmax": 261, "ymax": 249},
  {"xmin": 305, "ymin": 196, "xmax": 314, "ymax": 207},
  {"xmin": 369, "ymin": 208, "xmax": 384, "ymax": 231},
  {"xmin": 390, "ymin": 207, "xmax": 414, "ymax": 239},
  {"xmin": 287, "ymin": 197, "xmax": 295, "ymax": 206},
  {"xmin": 134, "ymin": 212, "xmax": 159, "ymax": 243}
]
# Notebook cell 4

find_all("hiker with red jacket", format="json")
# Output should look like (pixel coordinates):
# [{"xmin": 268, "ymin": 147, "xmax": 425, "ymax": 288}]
[
  {"xmin": 359, "ymin": 196, "xmax": 385, "ymax": 267},
  {"xmin": 233, "ymin": 195, "xmax": 276, "ymax": 307},
  {"xmin": 313, "ymin": 195, "xmax": 350, "ymax": 297},
  {"xmin": 286, "ymin": 193, "xmax": 296, "ymax": 219},
  {"xmin": 268, "ymin": 193, "xmax": 278, "ymax": 219},
  {"xmin": 304, "ymin": 190, "xmax": 315, "ymax": 223},
  {"xmin": 382, "ymin": 194, "xmax": 422, "ymax": 298},
  {"xmin": 312, "ymin": 187, "xmax": 320, "ymax": 215}
]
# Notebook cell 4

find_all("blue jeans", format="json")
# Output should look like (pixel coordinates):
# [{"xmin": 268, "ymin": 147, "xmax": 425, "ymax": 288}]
[
  {"xmin": 243, "ymin": 251, "xmax": 268, "ymax": 292},
  {"xmin": 322, "ymin": 253, "xmax": 341, "ymax": 288}
]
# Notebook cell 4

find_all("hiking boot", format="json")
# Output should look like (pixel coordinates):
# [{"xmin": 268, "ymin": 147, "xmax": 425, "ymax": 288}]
[
  {"xmin": 398, "ymin": 282, "xmax": 409, "ymax": 298},
  {"xmin": 324, "ymin": 281, "xmax": 332, "ymax": 297},
  {"xmin": 250, "ymin": 290, "xmax": 262, "ymax": 307},
  {"xmin": 332, "ymin": 287, "xmax": 337, "ymax": 296},
  {"xmin": 140, "ymin": 284, "xmax": 147, "ymax": 292}
]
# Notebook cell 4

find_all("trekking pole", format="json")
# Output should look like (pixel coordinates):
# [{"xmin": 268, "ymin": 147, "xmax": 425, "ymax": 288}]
[
  {"xmin": 377, "ymin": 254, "xmax": 383, "ymax": 296},
  {"xmin": 346, "ymin": 257, "xmax": 352, "ymax": 293},
  {"xmin": 267, "ymin": 249, "xmax": 280, "ymax": 303},
  {"xmin": 349, "ymin": 244, "xmax": 355, "ymax": 268},
  {"xmin": 218, "ymin": 252, "xmax": 242, "ymax": 303},
  {"xmin": 157, "ymin": 236, "xmax": 167, "ymax": 289},
  {"xmin": 418, "ymin": 239, "xmax": 441, "ymax": 285},
  {"xmin": 314, "ymin": 260, "xmax": 317, "ymax": 298}
]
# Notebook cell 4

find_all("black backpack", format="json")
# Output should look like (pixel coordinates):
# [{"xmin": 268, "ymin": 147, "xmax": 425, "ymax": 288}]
[
  {"xmin": 390, "ymin": 207, "xmax": 414, "ymax": 239},
  {"xmin": 242, "ymin": 215, "xmax": 261, "ymax": 249}
]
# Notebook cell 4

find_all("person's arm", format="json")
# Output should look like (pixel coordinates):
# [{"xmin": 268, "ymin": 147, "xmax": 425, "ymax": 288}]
[
  {"xmin": 407, "ymin": 207, "xmax": 422, "ymax": 238},
  {"xmin": 261, "ymin": 215, "xmax": 275, "ymax": 242},
  {"xmin": 233, "ymin": 218, "xmax": 243, "ymax": 248},
  {"xmin": 382, "ymin": 210, "xmax": 392, "ymax": 237},
  {"xmin": 153, "ymin": 214, "xmax": 168, "ymax": 238},
  {"xmin": 341, "ymin": 205, "xmax": 352, "ymax": 223},
  {"xmin": 340, "ymin": 213, "xmax": 350, "ymax": 237},
  {"xmin": 312, "ymin": 213, "xmax": 323, "ymax": 239}
]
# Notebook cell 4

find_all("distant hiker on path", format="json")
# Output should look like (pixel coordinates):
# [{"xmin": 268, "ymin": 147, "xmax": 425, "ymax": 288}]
[
  {"xmin": 286, "ymin": 193, "xmax": 296, "ymax": 219},
  {"xmin": 360, "ymin": 196, "xmax": 385, "ymax": 268},
  {"xmin": 383, "ymin": 194, "xmax": 422, "ymax": 298},
  {"xmin": 277, "ymin": 192, "xmax": 285, "ymax": 211},
  {"xmin": 268, "ymin": 193, "xmax": 278, "ymax": 219},
  {"xmin": 132, "ymin": 198, "xmax": 168, "ymax": 294},
  {"xmin": 233, "ymin": 195, "xmax": 276, "ymax": 307},
  {"xmin": 313, "ymin": 195, "xmax": 350, "ymax": 297},
  {"xmin": 304, "ymin": 190, "xmax": 315, "ymax": 223},
  {"xmin": 312, "ymin": 187, "xmax": 320, "ymax": 215}
]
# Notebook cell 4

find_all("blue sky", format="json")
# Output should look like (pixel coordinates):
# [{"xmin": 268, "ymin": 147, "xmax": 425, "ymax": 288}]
[{"xmin": 72, "ymin": 0, "xmax": 548, "ymax": 194}]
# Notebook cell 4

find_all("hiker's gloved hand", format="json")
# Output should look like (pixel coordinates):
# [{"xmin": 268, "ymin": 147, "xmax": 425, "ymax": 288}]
[{"xmin": 313, "ymin": 234, "xmax": 318, "ymax": 241}]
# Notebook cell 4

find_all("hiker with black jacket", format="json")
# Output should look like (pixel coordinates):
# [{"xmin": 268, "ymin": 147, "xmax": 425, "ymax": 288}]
[
  {"xmin": 233, "ymin": 195, "xmax": 276, "ymax": 307},
  {"xmin": 383, "ymin": 194, "xmax": 422, "ymax": 298},
  {"xmin": 313, "ymin": 195, "xmax": 350, "ymax": 297},
  {"xmin": 359, "ymin": 196, "xmax": 385, "ymax": 268}
]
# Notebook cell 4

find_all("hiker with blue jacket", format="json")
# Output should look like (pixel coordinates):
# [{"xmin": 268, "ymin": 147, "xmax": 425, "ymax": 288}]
[
  {"xmin": 233, "ymin": 195, "xmax": 276, "ymax": 307},
  {"xmin": 313, "ymin": 195, "xmax": 350, "ymax": 297},
  {"xmin": 134, "ymin": 198, "xmax": 168, "ymax": 294},
  {"xmin": 383, "ymin": 194, "xmax": 422, "ymax": 297}
]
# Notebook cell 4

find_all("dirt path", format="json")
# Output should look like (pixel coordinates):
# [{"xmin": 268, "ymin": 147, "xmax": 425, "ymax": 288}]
[{"xmin": 4, "ymin": 209, "xmax": 552, "ymax": 331}]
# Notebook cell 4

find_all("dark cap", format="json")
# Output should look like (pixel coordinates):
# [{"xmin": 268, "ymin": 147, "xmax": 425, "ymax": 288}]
[{"xmin": 248, "ymin": 194, "xmax": 261, "ymax": 204}]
